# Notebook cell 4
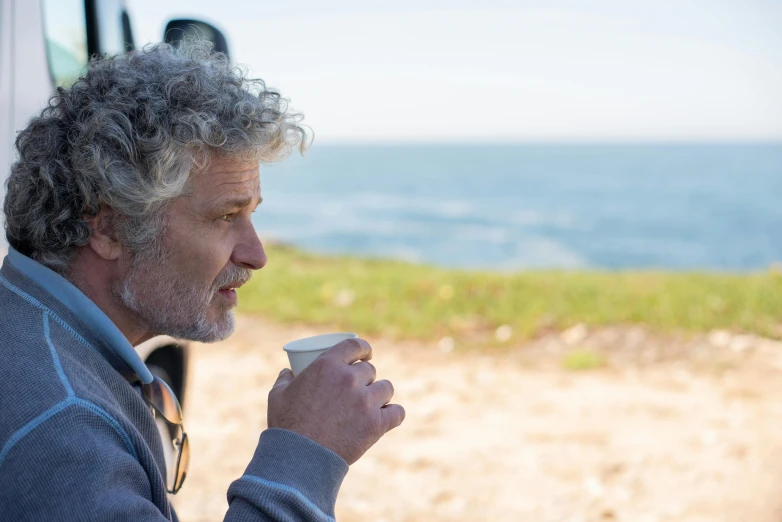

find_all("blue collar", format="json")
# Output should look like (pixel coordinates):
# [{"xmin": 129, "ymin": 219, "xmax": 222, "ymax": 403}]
[{"xmin": 7, "ymin": 247, "xmax": 154, "ymax": 384}]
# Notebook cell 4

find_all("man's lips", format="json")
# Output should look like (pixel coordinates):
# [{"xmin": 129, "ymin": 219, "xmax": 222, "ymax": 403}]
[
  {"xmin": 217, "ymin": 287, "xmax": 238, "ymax": 305},
  {"xmin": 218, "ymin": 279, "xmax": 248, "ymax": 291},
  {"xmin": 216, "ymin": 281, "xmax": 246, "ymax": 305}
]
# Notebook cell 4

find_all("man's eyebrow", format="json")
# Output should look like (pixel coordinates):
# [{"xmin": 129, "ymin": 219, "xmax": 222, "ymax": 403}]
[{"xmin": 216, "ymin": 195, "xmax": 263, "ymax": 211}]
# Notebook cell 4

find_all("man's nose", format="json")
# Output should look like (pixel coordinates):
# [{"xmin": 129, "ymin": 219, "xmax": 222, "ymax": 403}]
[{"xmin": 231, "ymin": 224, "xmax": 267, "ymax": 270}]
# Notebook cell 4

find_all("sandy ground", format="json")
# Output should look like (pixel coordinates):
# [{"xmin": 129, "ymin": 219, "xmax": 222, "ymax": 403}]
[{"xmin": 173, "ymin": 316, "xmax": 782, "ymax": 522}]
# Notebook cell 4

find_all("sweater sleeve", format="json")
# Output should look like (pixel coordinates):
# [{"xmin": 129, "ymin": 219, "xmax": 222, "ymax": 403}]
[{"xmin": 226, "ymin": 429, "xmax": 349, "ymax": 522}]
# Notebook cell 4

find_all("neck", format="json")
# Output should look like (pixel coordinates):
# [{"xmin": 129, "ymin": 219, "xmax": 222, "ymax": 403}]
[{"xmin": 68, "ymin": 248, "xmax": 154, "ymax": 346}]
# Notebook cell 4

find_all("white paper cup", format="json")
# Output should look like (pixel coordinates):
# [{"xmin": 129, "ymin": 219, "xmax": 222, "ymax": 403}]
[{"xmin": 283, "ymin": 332, "xmax": 358, "ymax": 375}]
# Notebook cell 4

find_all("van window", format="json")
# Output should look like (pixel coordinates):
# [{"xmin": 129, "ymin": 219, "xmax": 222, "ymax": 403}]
[
  {"xmin": 95, "ymin": 0, "xmax": 127, "ymax": 56},
  {"xmin": 42, "ymin": 0, "xmax": 88, "ymax": 86}
]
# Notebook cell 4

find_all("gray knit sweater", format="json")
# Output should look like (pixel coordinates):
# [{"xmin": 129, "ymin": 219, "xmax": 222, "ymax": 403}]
[{"xmin": 0, "ymin": 255, "xmax": 348, "ymax": 521}]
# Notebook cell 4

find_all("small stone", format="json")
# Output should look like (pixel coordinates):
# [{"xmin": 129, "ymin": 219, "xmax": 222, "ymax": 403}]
[
  {"xmin": 708, "ymin": 330, "xmax": 732, "ymax": 348},
  {"xmin": 495, "ymin": 324, "xmax": 513, "ymax": 342},
  {"xmin": 561, "ymin": 324, "xmax": 587, "ymax": 345},
  {"xmin": 438, "ymin": 336, "xmax": 455, "ymax": 353},
  {"xmin": 728, "ymin": 335, "xmax": 754, "ymax": 354},
  {"xmin": 584, "ymin": 476, "xmax": 604, "ymax": 497},
  {"xmin": 333, "ymin": 289, "xmax": 355, "ymax": 307}
]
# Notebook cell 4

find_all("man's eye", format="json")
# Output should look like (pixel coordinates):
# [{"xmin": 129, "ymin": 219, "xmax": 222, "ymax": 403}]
[{"xmin": 218, "ymin": 214, "xmax": 233, "ymax": 222}]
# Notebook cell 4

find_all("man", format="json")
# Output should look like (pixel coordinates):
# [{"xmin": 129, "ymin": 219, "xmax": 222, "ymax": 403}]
[{"xmin": 0, "ymin": 41, "xmax": 404, "ymax": 521}]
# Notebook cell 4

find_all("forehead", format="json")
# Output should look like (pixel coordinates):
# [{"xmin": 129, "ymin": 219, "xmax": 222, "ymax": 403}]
[{"xmin": 193, "ymin": 156, "xmax": 261, "ymax": 200}]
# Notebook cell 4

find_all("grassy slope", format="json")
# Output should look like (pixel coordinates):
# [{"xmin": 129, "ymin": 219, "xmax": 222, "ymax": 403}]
[{"xmin": 237, "ymin": 244, "xmax": 782, "ymax": 345}]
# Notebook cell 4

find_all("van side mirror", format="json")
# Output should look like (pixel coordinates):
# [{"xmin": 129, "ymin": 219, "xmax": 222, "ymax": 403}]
[{"xmin": 163, "ymin": 19, "xmax": 230, "ymax": 58}]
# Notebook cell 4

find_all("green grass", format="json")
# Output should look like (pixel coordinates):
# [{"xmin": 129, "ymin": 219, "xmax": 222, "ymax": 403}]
[
  {"xmin": 562, "ymin": 350, "xmax": 606, "ymax": 371},
  {"xmin": 237, "ymin": 243, "xmax": 782, "ymax": 345}
]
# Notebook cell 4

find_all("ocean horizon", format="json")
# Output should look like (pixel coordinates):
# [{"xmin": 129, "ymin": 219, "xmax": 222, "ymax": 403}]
[{"xmin": 254, "ymin": 143, "xmax": 782, "ymax": 272}]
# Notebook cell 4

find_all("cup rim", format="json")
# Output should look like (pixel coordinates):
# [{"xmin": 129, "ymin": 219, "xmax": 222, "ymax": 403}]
[{"xmin": 283, "ymin": 332, "xmax": 358, "ymax": 353}]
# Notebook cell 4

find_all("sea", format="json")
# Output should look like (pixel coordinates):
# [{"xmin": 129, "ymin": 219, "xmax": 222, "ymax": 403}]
[{"xmin": 254, "ymin": 144, "xmax": 782, "ymax": 272}]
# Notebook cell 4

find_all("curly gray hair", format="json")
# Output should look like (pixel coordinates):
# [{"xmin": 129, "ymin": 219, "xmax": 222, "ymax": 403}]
[{"xmin": 4, "ymin": 39, "xmax": 307, "ymax": 274}]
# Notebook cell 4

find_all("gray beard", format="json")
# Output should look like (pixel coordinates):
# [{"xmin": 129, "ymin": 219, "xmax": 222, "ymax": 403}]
[{"xmin": 117, "ymin": 247, "xmax": 252, "ymax": 343}]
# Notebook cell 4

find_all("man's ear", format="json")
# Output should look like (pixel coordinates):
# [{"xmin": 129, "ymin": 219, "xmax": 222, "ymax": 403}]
[{"xmin": 85, "ymin": 206, "xmax": 123, "ymax": 261}]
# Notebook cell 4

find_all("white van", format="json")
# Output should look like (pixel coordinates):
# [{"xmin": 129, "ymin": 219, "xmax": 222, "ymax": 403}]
[{"xmin": 0, "ymin": 0, "xmax": 229, "ymax": 413}]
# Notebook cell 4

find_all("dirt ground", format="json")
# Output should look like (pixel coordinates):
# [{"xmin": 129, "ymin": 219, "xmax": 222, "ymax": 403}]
[{"xmin": 173, "ymin": 315, "xmax": 782, "ymax": 522}]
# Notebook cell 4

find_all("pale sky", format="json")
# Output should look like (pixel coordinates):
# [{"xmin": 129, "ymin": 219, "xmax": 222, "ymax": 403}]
[{"xmin": 127, "ymin": 0, "xmax": 782, "ymax": 143}]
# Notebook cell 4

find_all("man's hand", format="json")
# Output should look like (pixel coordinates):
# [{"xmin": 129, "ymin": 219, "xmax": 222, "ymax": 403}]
[{"xmin": 267, "ymin": 338, "xmax": 405, "ymax": 465}]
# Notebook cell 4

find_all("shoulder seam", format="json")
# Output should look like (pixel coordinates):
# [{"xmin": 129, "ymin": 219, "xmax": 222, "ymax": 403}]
[
  {"xmin": 43, "ymin": 312, "xmax": 75, "ymax": 398},
  {"xmin": 73, "ymin": 398, "xmax": 139, "ymax": 461},
  {"xmin": 0, "ymin": 397, "xmax": 140, "ymax": 469},
  {"xmin": 0, "ymin": 399, "xmax": 75, "ymax": 467}
]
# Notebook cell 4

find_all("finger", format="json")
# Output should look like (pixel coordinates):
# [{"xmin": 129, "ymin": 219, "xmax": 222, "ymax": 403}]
[
  {"xmin": 380, "ymin": 404, "xmax": 406, "ymax": 432},
  {"xmin": 271, "ymin": 368, "xmax": 294, "ymax": 390},
  {"xmin": 351, "ymin": 361, "xmax": 377, "ymax": 385},
  {"xmin": 366, "ymin": 379, "xmax": 394, "ymax": 406},
  {"xmin": 328, "ymin": 337, "xmax": 372, "ymax": 364}
]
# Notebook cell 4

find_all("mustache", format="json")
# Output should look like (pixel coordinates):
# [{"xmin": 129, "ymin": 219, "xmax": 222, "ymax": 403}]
[{"xmin": 212, "ymin": 265, "xmax": 253, "ymax": 292}]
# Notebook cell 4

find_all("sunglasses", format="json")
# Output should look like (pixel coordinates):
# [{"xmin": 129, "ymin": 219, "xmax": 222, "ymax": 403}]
[{"xmin": 142, "ymin": 375, "xmax": 190, "ymax": 494}]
